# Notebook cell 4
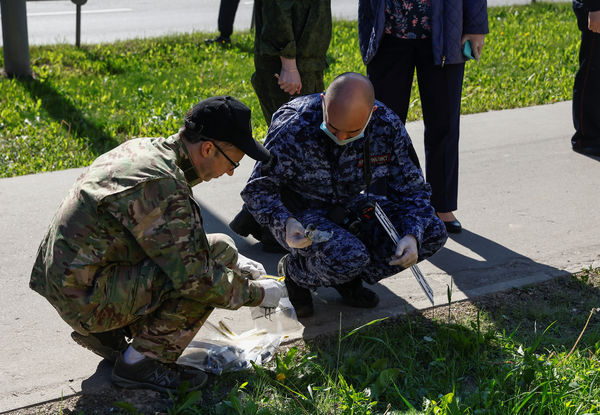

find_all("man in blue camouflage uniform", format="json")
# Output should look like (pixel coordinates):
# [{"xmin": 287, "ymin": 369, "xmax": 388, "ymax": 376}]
[
  {"xmin": 29, "ymin": 96, "xmax": 285, "ymax": 393},
  {"xmin": 228, "ymin": 0, "xmax": 332, "ymax": 253},
  {"xmin": 241, "ymin": 73, "xmax": 447, "ymax": 318}
]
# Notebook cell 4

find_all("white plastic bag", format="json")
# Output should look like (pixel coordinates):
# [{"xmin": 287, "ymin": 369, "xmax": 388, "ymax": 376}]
[{"xmin": 177, "ymin": 297, "xmax": 301, "ymax": 375}]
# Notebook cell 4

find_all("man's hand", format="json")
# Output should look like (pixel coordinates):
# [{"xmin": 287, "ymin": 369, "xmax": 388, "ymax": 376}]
[
  {"xmin": 235, "ymin": 253, "xmax": 267, "ymax": 280},
  {"xmin": 285, "ymin": 217, "xmax": 312, "ymax": 249},
  {"xmin": 275, "ymin": 57, "xmax": 302, "ymax": 95},
  {"xmin": 389, "ymin": 235, "xmax": 418, "ymax": 268},
  {"xmin": 461, "ymin": 34, "xmax": 486, "ymax": 61},
  {"xmin": 590, "ymin": 10, "xmax": 600, "ymax": 33}
]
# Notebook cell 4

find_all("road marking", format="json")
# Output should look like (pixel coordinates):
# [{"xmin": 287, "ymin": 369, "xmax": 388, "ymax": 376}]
[{"xmin": 28, "ymin": 8, "xmax": 132, "ymax": 17}]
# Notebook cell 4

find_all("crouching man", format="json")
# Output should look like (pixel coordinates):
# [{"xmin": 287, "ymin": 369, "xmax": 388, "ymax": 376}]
[
  {"xmin": 30, "ymin": 96, "xmax": 285, "ymax": 393},
  {"xmin": 239, "ymin": 73, "xmax": 447, "ymax": 318}
]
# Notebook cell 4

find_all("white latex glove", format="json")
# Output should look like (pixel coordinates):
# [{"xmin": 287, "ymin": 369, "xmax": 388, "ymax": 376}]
[
  {"xmin": 389, "ymin": 235, "xmax": 418, "ymax": 268},
  {"xmin": 285, "ymin": 217, "xmax": 312, "ymax": 249},
  {"xmin": 255, "ymin": 279, "xmax": 286, "ymax": 308},
  {"xmin": 235, "ymin": 253, "xmax": 267, "ymax": 280}
]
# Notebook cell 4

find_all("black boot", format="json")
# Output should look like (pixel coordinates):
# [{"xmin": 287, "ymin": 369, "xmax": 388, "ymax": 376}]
[
  {"xmin": 229, "ymin": 205, "xmax": 287, "ymax": 253},
  {"xmin": 333, "ymin": 278, "xmax": 379, "ymax": 308},
  {"xmin": 229, "ymin": 204, "xmax": 262, "ymax": 239},
  {"xmin": 278, "ymin": 255, "xmax": 313, "ymax": 318}
]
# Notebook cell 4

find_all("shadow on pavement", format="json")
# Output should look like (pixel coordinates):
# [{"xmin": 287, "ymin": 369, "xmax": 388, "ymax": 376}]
[
  {"xmin": 80, "ymin": 360, "xmax": 114, "ymax": 394},
  {"xmin": 426, "ymin": 228, "xmax": 600, "ymax": 358},
  {"xmin": 428, "ymin": 228, "xmax": 567, "ymax": 295}
]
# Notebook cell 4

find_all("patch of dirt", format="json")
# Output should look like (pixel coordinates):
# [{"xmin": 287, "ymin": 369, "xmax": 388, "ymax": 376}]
[{"xmin": 7, "ymin": 270, "xmax": 600, "ymax": 415}]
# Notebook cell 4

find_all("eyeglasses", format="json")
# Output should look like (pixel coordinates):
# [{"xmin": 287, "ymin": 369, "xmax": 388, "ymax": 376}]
[{"xmin": 210, "ymin": 140, "xmax": 240, "ymax": 170}]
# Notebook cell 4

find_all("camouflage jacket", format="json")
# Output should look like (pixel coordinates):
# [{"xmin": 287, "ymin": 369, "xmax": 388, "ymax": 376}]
[
  {"xmin": 241, "ymin": 94, "xmax": 437, "ymax": 248},
  {"xmin": 253, "ymin": 0, "xmax": 332, "ymax": 72},
  {"xmin": 30, "ymin": 134, "xmax": 263, "ymax": 321}
]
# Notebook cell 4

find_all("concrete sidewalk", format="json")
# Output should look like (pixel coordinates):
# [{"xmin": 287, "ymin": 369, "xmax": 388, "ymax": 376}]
[{"xmin": 1, "ymin": 101, "xmax": 599, "ymax": 413}]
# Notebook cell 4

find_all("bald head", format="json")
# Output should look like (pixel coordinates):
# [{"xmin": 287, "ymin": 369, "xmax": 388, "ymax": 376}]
[
  {"xmin": 325, "ymin": 72, "xmax": 375, "ymax": 112},
  {"xmin": 321, "ymin": 73, "xmax": 376, "ymax": 142}
]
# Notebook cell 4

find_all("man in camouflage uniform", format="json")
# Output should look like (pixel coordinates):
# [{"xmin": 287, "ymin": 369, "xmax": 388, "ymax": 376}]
[
  {"xmin": 251, "ymin": 0, "xmax": 331, "ymax": 125},
  {"xmin": 30, "ymin": 96, "xmax": 285, "ymax": 393},
  {"xmin": 241, "ymin": 73, "xmax": 447, "ymax": 318}
]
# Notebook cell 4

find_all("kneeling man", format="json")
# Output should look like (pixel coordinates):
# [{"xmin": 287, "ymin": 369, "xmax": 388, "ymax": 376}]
[
  {"xmin": 240, "ymin": 73, "xmax": 447, "ymax": 317},
  {"xmin": 30, "ymin": 97, "xmax": 284, "ymax": 392}
]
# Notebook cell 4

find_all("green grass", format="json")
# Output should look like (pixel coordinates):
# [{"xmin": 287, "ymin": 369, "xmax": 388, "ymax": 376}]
[
  {"xmin": 151, "ymin": 267, "xmax": 600, "ymax": 415},
  {"xmin": 0, "ymin": 2, "xmax": 580, "ymax": 178}
]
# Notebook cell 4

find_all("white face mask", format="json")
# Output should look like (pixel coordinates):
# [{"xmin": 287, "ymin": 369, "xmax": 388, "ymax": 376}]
[{"xmin": 321, "ymin": 101, "xmax": 373, "ymax": 146}]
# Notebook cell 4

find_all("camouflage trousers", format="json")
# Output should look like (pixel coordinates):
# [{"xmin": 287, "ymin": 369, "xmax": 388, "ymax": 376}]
[
  {"xmin": 77, "ymin": 233, "xmax": 239, "ymax": 363},
  {"xmin": 252, "ymin": 61, "xmax": 324, "ymax": 125},
  {"xmin": 283, "ymin": 197, "xmax": 448, "ymax": 290}
]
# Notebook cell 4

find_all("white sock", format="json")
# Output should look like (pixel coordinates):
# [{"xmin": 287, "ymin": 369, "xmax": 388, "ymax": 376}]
[{"xmin": 123, "ymin": 345, "xmax": 146, "ymax": 365}]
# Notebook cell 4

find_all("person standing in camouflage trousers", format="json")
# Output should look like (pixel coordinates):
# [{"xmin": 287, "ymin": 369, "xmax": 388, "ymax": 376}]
[
  {"xmin": 241, "ymin": 73, "xmax": 447, "ymax": 318},
  {"xmin": 29, "ymin": 96, "xmax": 285, "ymax": 393},
  {"xmin": 229, "ymin": 0, "xmax": 332, "ymax": 252},
  {"xmin": 251, "ymin": 0, "xmax": 331, "ymax": 125}
]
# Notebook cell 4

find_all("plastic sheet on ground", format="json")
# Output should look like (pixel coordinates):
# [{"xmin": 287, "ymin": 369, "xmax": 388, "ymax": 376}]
[{"xmin": 177, "ymin": 297, "xmax": 301, "ymax": 375}]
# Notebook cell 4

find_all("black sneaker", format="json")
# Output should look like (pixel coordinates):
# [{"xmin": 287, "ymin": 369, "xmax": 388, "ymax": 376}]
[
  {"xmin": 111, "ymin": 353, "xmax": 208, "ymax": 394},
  {"xmin": 279, "ymin": 255, "xmax": 313, "ymax": 318},
  {"xmin": 333, "ymin": 278, "xmax": 379, "ymax": 308},
  {"xmin": 71, "ymin": 330, "xmax": 129, "ymax": 363},
  {"xmin": 204, "ymin": 35, "xmax": 231, "ymax": 46}
]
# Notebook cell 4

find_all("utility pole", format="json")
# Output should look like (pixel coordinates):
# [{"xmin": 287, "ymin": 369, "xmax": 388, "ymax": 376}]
[{"xmin": 0, "ymin": 0, "xmax": 31, "ymax": 78}]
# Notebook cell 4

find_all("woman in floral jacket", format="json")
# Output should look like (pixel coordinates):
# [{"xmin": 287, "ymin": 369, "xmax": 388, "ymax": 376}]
[{"xmin": 358, "ymin": 0, "xmax": 488, "ymax": 233}]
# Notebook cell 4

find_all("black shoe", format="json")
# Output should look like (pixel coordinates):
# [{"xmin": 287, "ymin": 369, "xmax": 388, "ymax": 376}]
[
  {"xmin": 204, "ymin": 35, "xmax": 231, "ymax": 46},
  {"xmin": 229, "ymin": 205, "xmax": 262, "ymax": 239},
  {"xmin": 572, "ymin": 143, "xmax": 600, "ymax": 157},
  {"xmin": 71, "ymin": 330, "xmax": 129, "ymax": 363},
  {"xmin": 333, "ymin": 278, "xmax": 379, "ymax": 308},
  {"xmin": 230, "ymin": 205, "xmax": 287, "ymax": 253},
  {"xmin": 443, "ymin": 219, "xmax": 462, "ymax": 234},
  {"xmin": 279, "ymin": 255, "xmax": 313, "ymax": 318},
  {"xmin": 112, "ymin": 353, "xmax": 208, "ymax": 394}
]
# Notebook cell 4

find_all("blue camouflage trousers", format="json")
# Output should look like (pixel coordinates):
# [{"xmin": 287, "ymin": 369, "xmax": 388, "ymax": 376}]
[{"xmin": 284, "ymin": 197, "xmax": 447, "ymax": 290}]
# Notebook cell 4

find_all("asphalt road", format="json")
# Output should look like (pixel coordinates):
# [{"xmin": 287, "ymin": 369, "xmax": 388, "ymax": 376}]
[
  {"xmin": 1, "ymin": 0, "xmax": 357, "ymax": 46},
  {"xmin": 0, "ymin": 0, "xmax": 569, "ymax": 47}
]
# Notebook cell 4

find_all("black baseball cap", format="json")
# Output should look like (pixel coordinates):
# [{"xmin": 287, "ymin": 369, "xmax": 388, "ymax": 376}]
[{"xmin": 183, "ymin": 96, "xmax": 270, "ymax": 162}]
